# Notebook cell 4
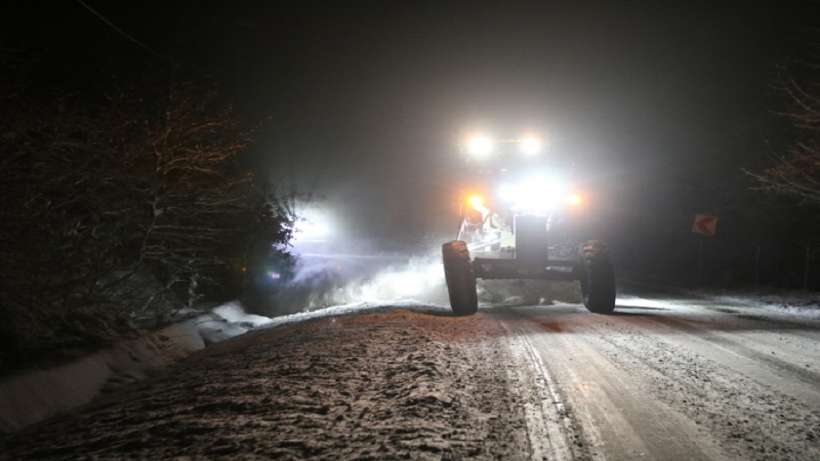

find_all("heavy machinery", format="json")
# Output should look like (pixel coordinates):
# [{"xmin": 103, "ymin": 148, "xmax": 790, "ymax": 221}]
[{"xmin": 442, "ymin": 132, "xmax": 616, "ymax": 315}]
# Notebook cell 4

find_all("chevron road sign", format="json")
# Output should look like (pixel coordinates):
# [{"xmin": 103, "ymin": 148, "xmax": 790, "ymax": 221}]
[{"xmin": 692, "ymin": 214, "xmax": 718, "ymax": 236}]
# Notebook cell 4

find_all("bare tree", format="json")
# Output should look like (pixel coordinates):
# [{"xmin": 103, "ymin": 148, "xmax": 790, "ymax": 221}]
[
  {"xmin": 0, "ymin": 70, "xmax": 292, "ymax": 369},
  {"xmin": 748, "ymin": 70, "xmax": 820, "ymax": 204}
]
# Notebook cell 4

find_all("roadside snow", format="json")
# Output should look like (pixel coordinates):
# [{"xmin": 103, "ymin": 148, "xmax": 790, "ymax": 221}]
[
  {"xmin": 1, "ymin": 309, "xmax": 535, "ymax": 459},
  {"xmin": 0, "ymin": 321, "xmax": 203, "ymax": 433},
  {"xmin": 618, "ymin": 291, "xmax": 820, "ymax": 321},
  {"xmin": 262, "ymin": 300, "xmax": 450, "ymax": 329},
  {"xmin": 213, "ymin": 301, "xmax": 274, "ymax": 327},
  {"xmin": 0, "ymin": 299, "xmax": 450, "ymax": 434},
  {"xmin": 711, "ymin": 292, "xmax": 820, "ymax": 320},
  {"xmin": 201, "ymin": 299, "xmax": 452, "ymax": 342}
]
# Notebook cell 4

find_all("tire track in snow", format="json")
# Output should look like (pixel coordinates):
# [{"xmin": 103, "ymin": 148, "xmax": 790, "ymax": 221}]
[{"xmin": 501, "ymin": 319, "xmax": 587, "ymax": 461}]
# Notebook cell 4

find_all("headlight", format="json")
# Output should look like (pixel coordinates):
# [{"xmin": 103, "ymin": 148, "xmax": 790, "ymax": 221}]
[
  {"xmin": 518, "ymin": 135, "xmax": 543, "ymax": 155},
  {"xmin": 566, "ymin": 193, "xmax": 583, "ymax": 207},
  {"xmin": 498, "ymin": 175, "xmax": 577, "ymax": 212},
  {"xmin": 466, "ymin": 193, "xmax": 489, "ymax": 215},
  {"xmin": 467, "ymin": 194, "xmax": 485, "ymax": 210},
  {"xmin": 465, "ymin": 134, "xmax": 494, "ymax": 158},
  {"xmin": 292, "ymin": 206, "xmax": 334, "ymax": 244}
]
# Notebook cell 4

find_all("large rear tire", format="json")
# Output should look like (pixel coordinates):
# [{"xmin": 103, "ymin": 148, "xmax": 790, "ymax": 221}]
[
  {"xmin": 442, "ymin": 240, "xmax": 478, "ymax": 315},
  {"xmin": 578, "ymin": 241, "xmax": 616, "ymax": 314}
]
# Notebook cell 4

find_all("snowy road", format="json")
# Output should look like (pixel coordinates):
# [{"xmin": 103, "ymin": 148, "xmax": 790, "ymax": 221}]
[
  {"xmin": 2, "ymin": 293, "xmax": 820, "ymax": 460},
  {"xmin": 491, "ymin": 296, "xmax": 820, "ymax": 460}
]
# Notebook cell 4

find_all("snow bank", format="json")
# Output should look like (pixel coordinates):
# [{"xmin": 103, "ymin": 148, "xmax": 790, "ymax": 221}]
[
  {"xmin": 711, "ymin": 292, "xmax": 820, "ymax": 320},
  {"xmin": 213, "ymin": 301, "xmax": 274, "ymax": 327},
  {"xmin": 0, "ymin": 301, "xmax": 277, "ymax": 433},
  {"xmin": 0, "ymin": 321, "xmax": 203, "ymax": 433},
  {"xmin": 261, "ymin": 300, "xmax": 450, "ymax": 330},
  {"xmin": 301, "ymin": 255, "xmax": 451, "ymax": 308},
  {"xmin": 0, "ymin": 297, "xmax": 445, "ymax": 433},
  {"xmin": 618, "ymin": 291, "xmax": 820, "ymax": 321}
]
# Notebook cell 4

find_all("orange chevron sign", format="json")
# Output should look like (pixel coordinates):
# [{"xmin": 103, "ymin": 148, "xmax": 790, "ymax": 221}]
[{"xmin": 692, "ymin": 214, "xmax": 718, "ymax": 236}]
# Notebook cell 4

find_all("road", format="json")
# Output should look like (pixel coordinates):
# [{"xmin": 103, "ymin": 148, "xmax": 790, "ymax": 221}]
[
  {"xmin": 2, "ymin": 292, "xmax": 819, "ymax": 460},
  {"xmin": 490, "ymin": 295, "xmax": 820, "ymax": 460}
]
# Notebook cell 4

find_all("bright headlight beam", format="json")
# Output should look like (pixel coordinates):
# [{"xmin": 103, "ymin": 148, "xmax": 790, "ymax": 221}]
[
  {"xmin": 519, "ymin": 136, "xmax": 543, "ymax": 155},
  {"xmin": 498, "ymin": 175, "xmax": 569, "ymax": 213},
  {"xmin": 468, "ymin": 194, "xmax": 484, "ymax": 210},
  {"xmin": 466, "ymin": 193, "xmax": 489, "ymax": 215},
  {"xmin": 466, "ymin": 134, "xmax": 494, "ymax": 158},
  {"xmin": 292, "ymin": 206, "xmax": 334, "ymax": 244}
]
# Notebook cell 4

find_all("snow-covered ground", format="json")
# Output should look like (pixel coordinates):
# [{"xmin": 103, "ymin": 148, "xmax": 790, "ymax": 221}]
[
  {"xmin": 4, "ymin": 289, "xmax": 820, "ymax": 459},
  {"xmin": 618, "ymin": 289, "xmax": 820, "ymax": 321},
  {"xmin": 1, "ymin": 309, "xmax": 537, "ymax": 459},
  {"xmin": 211, "ymin": 286, "xmax": 820, "ymax": 342},
  {"xmin": 0, "ymin": 295, "xmax": 452, "ymax": 434},
  {"xmin": 707, "ymin": 291, "xmax": 820, "ymax": 320}
]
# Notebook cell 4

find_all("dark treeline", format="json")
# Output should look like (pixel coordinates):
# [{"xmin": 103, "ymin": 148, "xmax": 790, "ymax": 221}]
[
  {"xmin": 611, "ymin": 58, "xmax": 820, "ymax": 291},
  {"xmin": 0, "ymin": 51, "xmax": 293, "ymax": 373}
]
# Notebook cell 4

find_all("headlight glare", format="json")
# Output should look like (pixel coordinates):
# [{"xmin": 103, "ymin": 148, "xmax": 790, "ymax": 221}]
[
  {"xmin": 498, "ymin": 175, "xmax": 569, "ymax": 212},
  {"xmin": 519, "ymin": 136, "xmax": 543, "ymax": 155},
  {"xmin": 465, "ymin": 134, "xmax": 494, "ymax": 158}
]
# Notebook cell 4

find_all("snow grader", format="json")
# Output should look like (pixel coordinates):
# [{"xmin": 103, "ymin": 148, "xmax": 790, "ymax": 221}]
[{"xmin": 442, "ymin": 132, "xmax": 616, "ymax": 315}]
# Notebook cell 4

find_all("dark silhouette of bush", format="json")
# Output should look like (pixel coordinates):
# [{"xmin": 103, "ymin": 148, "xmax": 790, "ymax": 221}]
[{"xmin": 0, "ymin": 60, "xmax": 293, "ymax": 372}]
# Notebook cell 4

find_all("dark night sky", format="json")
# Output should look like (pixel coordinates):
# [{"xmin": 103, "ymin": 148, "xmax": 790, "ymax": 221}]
[{"xmin": 3, "ymin": 1, "xmax": 818, "ymax": 249}]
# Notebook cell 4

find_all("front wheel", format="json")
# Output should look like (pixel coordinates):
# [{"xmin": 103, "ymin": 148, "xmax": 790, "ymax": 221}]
[
  {"xmin": 577, "ymin": 241, "xmax": 616, "ymax": 314},
  {"xmin": 442, "ymin": 240, "xmax": 478, "ymax": 315}
]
